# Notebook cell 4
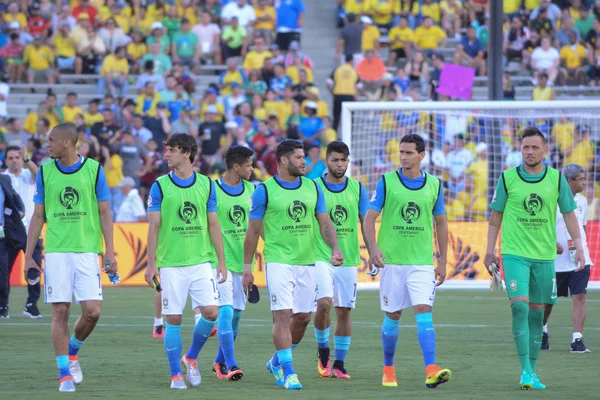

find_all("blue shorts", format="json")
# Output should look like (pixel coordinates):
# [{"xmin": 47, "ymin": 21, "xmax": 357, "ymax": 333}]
[{"xmin": 57, "ymin": 56, "xmax": 75, "ymax": 71}]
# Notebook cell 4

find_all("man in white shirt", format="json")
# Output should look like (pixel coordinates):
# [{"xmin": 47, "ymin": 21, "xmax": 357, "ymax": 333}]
[
  {"xmin": 530, "ymin": 36, "xmax": 560, "ymax": 84},
  {"xmin": 193, "ymin": 12, "xmax": 222, "ymax": 64},
  {"xmin": 221, "ymin": 0, "xmax": 256, "ymax": 28},
  {"xmin": 445, "ymin": 134, "xmax": 473, "ymax": 194},
  {"xmin": 115, "ymin": 177, "xmax": 146, "ymax": 223},
  {"xmin": 1, "ymin": 146, "xmax": 43, "ymax": 318},
  {"xmin": 543, "ymin": 164, "xmax": 593, "ymax": 353}
]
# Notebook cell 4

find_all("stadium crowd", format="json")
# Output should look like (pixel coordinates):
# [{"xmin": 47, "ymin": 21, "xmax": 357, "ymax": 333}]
[{"xmin": 0, "ymin": 0, "xmax": 598, "ymax": 223}]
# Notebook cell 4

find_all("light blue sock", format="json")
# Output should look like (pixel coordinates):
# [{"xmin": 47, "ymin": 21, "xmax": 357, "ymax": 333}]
[
  {"xmin": 315, "ymin": 327, "xmax": 330, "ymax": 349},
  {"xmin": 68, "ymin": 335, "xmax": 85, "ymax": 357},
  {"xmin": 271, "ymin": 343, "xmax": 296, "ymax": 368},
  {"xmin": 232, "ymin": 309, "xmax": 243, "ymax": 337},
  {"xmin": 187, "ymin": 316, "xmax": 216, "ymax": 360},
  {"xmin": 334, "ymin": 335, "xmax": 351, "ymax": 362},
  {"xmin": 292, "ymin": 343, "xmax": 298, "ymax": 351},
  {"xmin": 415, "ymin": 312, "xmax": 436, "ymax": 366},
  {"xmin": 164, "ymin": 323, "xmax": 183, "ymax": 377},
  {"xmin": 56, "ymin": 355, "xmax": 71, "ymax": 380},
  {"xmin": 216, "ymin": 306, "xmax": 237, "ymax": 369},
  {"xmin": 278, "ymin": 348, "xmax": 295, "ymax": 379},
  {"xmin": 382, "ymin": 315, "xmax": 401, "ymax": 367}
]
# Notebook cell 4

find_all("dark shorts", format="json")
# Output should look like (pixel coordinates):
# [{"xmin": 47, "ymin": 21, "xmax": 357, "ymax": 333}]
[
  {"xmin": 276, "ymin": 31, "xmax": 301, "ymax": 51},
  {"xmin": 556, "ymin": 265, "xmax": 591, "ymax": 297},
  {"xmin": 392, "ymin": 48, "xmax": 407, "ymax": 59}
]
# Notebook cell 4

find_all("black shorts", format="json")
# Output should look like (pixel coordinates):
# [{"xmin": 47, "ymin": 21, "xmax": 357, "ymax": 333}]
[
  {"xmin": 556, "ymin": 265, "xmax": 591, "ymax": 297},
  {"xmin": 276, "ymin": 31, "xmax": 301, "ymax": 51},
  {"xmin": 392, "ymin": 48, "xmax": 407, "ymax": 59}
]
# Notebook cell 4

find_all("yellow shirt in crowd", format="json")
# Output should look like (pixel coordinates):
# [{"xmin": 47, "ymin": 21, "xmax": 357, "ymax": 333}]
[
  {"xmin": 362, "ymin": 25, "xmax": 381, "ymax": 51},
  {"xmin": 128, "ymin": 42, "xmax": 148, "ymax": 61},
  {"xmin": 243, "ymin": 50, "xmax": 273, "ymax": 71},
  {"xmin": 560, "ymin": 44, "xmax": 587, "ymax": 69},
  {"xmin": 372, "ymin": 0, "xmax": 393, "ymax": 25},
  {"xmin": 100, "ymin": 54, "xmax": 130, "ymax": 77},
  {"xmin": 24, "ymin": 44, "xmax": 55, "ymax": 70},
  {"xmin": 388, "ymin": 26, "xmax": 414, "ymax": 49},
  {"xmin": 63, "ymin": 105, "xmax": 84, "ymax": 124},
  {"xmin": 53, "ymin": 34, "xmax": 77, "ymax": 58},
  {"xmin": 465, "ymin": 159, "xmax": 488, "ymax": 197},
  {"xmin": 414, "ymin": 25, "xmax": 446, "ymax": 49},
  {"xmin": 413, "ymin": 3, "xmax": 441, "ymax": 23},
  {"xmin": 254, "ymin": 5, "xmax": 276, "ymax": 31},
  {"xmin": 286, "ymin": 65, "xmax": 314, "ymax": 84},
  {"xmin": 551, "ymin": 121, "xmax": 574, "ymax": 151},
  {"xmin": 565, "ymin": 139, "xmax": 595, "ymax": 168},
  {"xmin": 84, "ymin": 112, "xmax": 104, "ymax": 128},
  {"xmin": 105, "ymin": 154, "xmax": 124, "ymax": 188}
]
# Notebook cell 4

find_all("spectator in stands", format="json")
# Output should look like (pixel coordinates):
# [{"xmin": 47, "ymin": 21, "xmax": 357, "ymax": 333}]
[
  {"xmin": 503, "ymin": 73, "xmax": 516, "ymax": 100},
  {"xmin": 141, "ymin": 42, "xmax": 172, "ymax": 75},
  {"xmin": 97, "ymin": 46, "xmax": 129, "ymax": 96},
  {"xmin": 505, "ymin": 136, "xmax": 523, "ymax": 169},
  {"xmin": 414, "ymin": 16, "xmax": 447, "ymax": 57},
  {"xmin": 171, "ymin": 106, "xmax": 198, "ymax": 137},
  {"xmin": 53, "ymin": 24, "xmax": 81, "ymax": 75},
  {"xmin": 143, "ymin": 103, "xmax": 171, "ymax": 151},
  {"xmin": 441, "ymin": 0, "xmax": 463, "ymax": 38},
  {"xmin": 530, "ymin": 7, "xmax": 554, "ymax": 37},
  {"xmin": 23, "ymin": 35, "xmax": 54, "ymax": 89},
  {"xmin": 27, "ymin": 138, "xmax": 45, "ymax": 165},
  {"xmin": 73, "ymin": 0, "xmax": 97, "ymax": 25},
  {"xmin": 115, "ymin": 130, "xmax": 150, "ymax": 187},
  {"xmin": 253, "ymin": 0, "xmax": 276, "ymax": 45},
  {"xmin": 222, "ymin": 16, "xmax": 247, "ymax": 59},
  {"xmin": 52, "ymin": 4, "xmax": 76, "ymax": 33},
  {"xmin": 414, "ymin": 0, "xmax": 442, "ymax": 25},
  {"xmin": 575, "ymin": 7, "xmax": 595, "ymax": 38},
  {"xmin": 115, "ymin": 176, "xmax": 146, "ymax": 222},
  {"xmin": 356, "ymin": 49, "xmax": 387, "ymax": 96},
  {"xmin": 556, "ymin": 16, "xmax": 581, "ymax": 48},
  {"xmin": 305, "ymin": 144, "xmax": 325, "ymax": 179},
  {"xmin": 163, "ymin": 6, "xmax": 182, "ymax": 40},
  {"xmin": 0, "ymin": 33, "xmax": 25, "ymax": 82},
  {"xmin": 199, "ymin": 105, "xmax": 229, "ymax": 165},
  {"xmin": 127, "ymin": 31, "xmax": 147, "ymax": 74},
  {"xmin": 193, "ymin": 12, "xmax": 222, "ymax": 65},
  {"xmin": 172, "ymin": 18, "xmax": 200, "ymax": 72},
  {"xmin": 405, "ymin": 51, "xmax": 429, "ymax": 97},
  {"xmin": 135, "ymin": 81, "xmax": 162, "ymax": 117},
  {"xmin": 224, "ymin": 83, "xmax": 247, "ymax": 120},
  {"xmin": 75, "ymin": 20, "xmax": 107, "ymax": 75},
  {"xmin": 446, "ymin": 133, "xmax": 473, "ymax": 195},
  {"xmin": 244, "ymin": 68, "xmax": 268, "ymax": 103},
  {"xmin": 531, "ymin": 36, "xmax": 560, "ymax": 84},
  {"xmin": 243, "ymin": 37, "xmax": 272, "ymax": 73},
  {"xmin": 0, "ymin": 79, "xmax": 8, "ymax": 121},
  {"xmin": 62, "ymin": 92, "xmax": 84, "ymax": 124},
  {"xmin": 5, "ymin": 2, "xmax": 27, "ymax": 29},
  {"xmin": 8, "ymin": 21, "xmax": 33, "ymax": 46},
  {"xmin": 275, "ymin": 0, "xmax": 305, "ymax": 51},
  {"xmin": 465, "ymin": 142, "xmax": 489, "ymax": 200},
  {"xmin": 361, "ymin": 16, "xmax": 380, "ymax": 55},
  {"xmin": 99, "ymin": 17, "xmax": 130, "ymax": 55},
  {"xmin": 559, "ymin": 31, "xmax": 587, "ymax": 85},
  {"xmin": 221, "ymin": 0, "xmax": 256, "ymax": 28},
  {"xmin": 270, "ymin": 63, "xmax": 293, "ymax": 99},
  {"xmin": 453, "ymin": 26, "xmax": 486, "ymax": 76},
  {"xmin": 4, "ymin": 118, "xmax": 29, "ymax": 147},
  {"xmin": 529, "ymin": 0, "xmax": 561, "ymax": 24},
  {"xmin": 588, "ymin": 37, "xmax": 600, "ymax": 85},
  {"xmin": 27, "ymin": 3, "xmax": 49, "ymax": 38},
  {"xmin": 584, "ymin": 17, "xmax": 600, "ymax": 49},
  {"xmin": 388, "ymin": 16, "xmax": 414, "ymax": 66},
  {"xmin": 91, "ymin": 108, "xmax": 121, "ymax": 147},
  {"xmin": 84, "ymin": 99, "xmax": 103, "ymax": 128},
  {"xmin": 552, "ymin": 115, "xmax": 575, "ymax": 151},
  {"xmin": 564, "ymin": 124, "xmax": 595, "ymax": 169},
  {"xmin": 135, "ymin": 60, "xmax": 165, "ymax": 93},
  {"xmin": 298, "ymin": 101, "xmax": 323, "ymax": 146},
  {"xmin": 328, "ymin": 53, "xmax": 358, "ymax": 130},
  {"xmin": 43, "ymin": 92, "xmax": 63, "ymax": 127},
  {"xmin": 147, "ymin": 22, "xmax": 170, "ymax": 55},
  {"xmin": 532, "ymin": 71, "xmax": 556, "ymax": 100},
  {"xmin": 336, "ymin": 13, "xmax": 363, "ymax": 65},
  {"xmin": 131, "ymin": 114, "xmax": 153, "ymax": 144},
  {"xmin": 504, "ymin": 16, "xmax": 530, "ymax": 68}
]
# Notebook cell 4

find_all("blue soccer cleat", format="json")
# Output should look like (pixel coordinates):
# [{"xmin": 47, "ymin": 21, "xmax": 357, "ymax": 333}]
[
  {"xmin": 520, "ymin": 370, "xmax": 533, "ymax": 390},
  {"xmin": 532, "ymin": 374, "xmax": 546, "ymax": 390},
  {"xmin": 284, "ymin": 374, "xmax": 303, "ymax": 390},
  {"xmin": 266, "ymin": 359, "xmax": 285, "ymax": 386}
]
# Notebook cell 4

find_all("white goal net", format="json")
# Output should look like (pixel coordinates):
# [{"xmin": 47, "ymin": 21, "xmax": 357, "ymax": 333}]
[{"xmin": 341, "ymin": 101, "xmax": 600, "ymax": 289}]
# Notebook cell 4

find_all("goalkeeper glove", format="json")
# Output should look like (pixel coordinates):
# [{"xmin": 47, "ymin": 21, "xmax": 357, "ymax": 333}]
[{"xmin": 488, "ymin": 257, "xmax": 503, "ymax": 292}]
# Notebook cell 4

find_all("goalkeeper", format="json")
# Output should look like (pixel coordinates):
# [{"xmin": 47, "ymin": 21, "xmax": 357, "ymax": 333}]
[{"xmin": 484, "ymin": 127, "xmax": 585, "ymax": 391}]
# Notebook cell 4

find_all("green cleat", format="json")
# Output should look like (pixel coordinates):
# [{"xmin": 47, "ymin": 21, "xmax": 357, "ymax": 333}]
[{"xmin": 520, "ymin": 370, "xmax": 533, "ymax": 390}]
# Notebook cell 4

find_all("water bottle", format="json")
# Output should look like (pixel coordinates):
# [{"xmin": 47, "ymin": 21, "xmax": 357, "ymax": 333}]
[{"xmin": 103, "ymin": 261, "xmax": 120, "ymax": 285}]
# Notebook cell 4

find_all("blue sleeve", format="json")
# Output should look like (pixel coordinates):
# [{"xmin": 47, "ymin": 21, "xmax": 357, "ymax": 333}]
[
  {"xmin": 148, "ymin": 182, "xmax": 163, "ymax": 212},
  {"xmin": 368, "ymin": 177, "xmax": 385, "ymax": 212},
  {"xmin": 207, "ymin": 180, "xmax": 217, "ymax": 212},
  {"xmin": 95, "ymin": 166, "xmax": 110, "ymax": 202},
  {"xmin": 358, "ymin": 183, "xmax": 369, "ymax": 217},
  {"xmin": 240, "ymin": 70, "xmax": 248, "ymax": 83},
  {"xmin": 249, "ymin": 183, "xmax": 267, "ymax": 220},
  {"xmin": 297, "ymin": 0, "xmax": 306, "ymax": 12},
  {"xmin": 317, "ymin": 118, "xmax": 325, "ymax": 130},
  {"xmin": 433, "ymin": 183, "xmax": 445, "ymax": 216},
  {"xmin": 315, "ymin": 183, "xmax": 327, "ymax": 215},
  {"xmin": 33, "ymin": 168, "xmax": 44, "ymax": 204},
  {"xmin": 218, "ymin": 72, "xmax": 226, "ymax": 85}
]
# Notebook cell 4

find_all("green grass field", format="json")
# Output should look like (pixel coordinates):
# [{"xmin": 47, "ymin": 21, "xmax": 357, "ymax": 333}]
[{"xmin": 1, "ymin": 287, "xmax": 598, "ymax": 399}]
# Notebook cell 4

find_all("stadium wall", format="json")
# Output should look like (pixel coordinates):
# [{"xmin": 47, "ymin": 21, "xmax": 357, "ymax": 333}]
[{"xmin": 9, "ymin": 222, "xmax": 600, "ymax": 289}]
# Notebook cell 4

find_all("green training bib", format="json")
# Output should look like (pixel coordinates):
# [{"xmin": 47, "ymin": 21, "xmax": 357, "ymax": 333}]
[
  {"xmin": 42, "ymin": 158, "xmax": 103, "ymax": 253},
  {"xmin": 315, "ymin": 176, "xmax": 361, "ymax": 266}
]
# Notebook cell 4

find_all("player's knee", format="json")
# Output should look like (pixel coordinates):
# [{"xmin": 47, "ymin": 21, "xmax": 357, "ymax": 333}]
[
  {"xmin": 201, "ymin": 306, "xmax": 219, "ymax": 322},
  {"xmin": 52, "ymin": 303, "xmax": 70, "ymax": 321},
  {"xmin": 335, "ymin": 307, "xmax": 351, "ymax": 321},
  {"xmin": 83, "ymin": 307, "xmax": 102, "ymax": 323},
  {"xmin": 293, "ymin": 312, "xmax": 312, "ymax": 328},
  {"xmin": 572, "ymin": 294, "xmax": 586, "ymax": 305},
  {"xmin": 316, "ymin": 298, "xmax": 333, "ymax": 314},
  {"xmin": 413, "ymin": 304, "xmax": 432, "ymax": 314}
]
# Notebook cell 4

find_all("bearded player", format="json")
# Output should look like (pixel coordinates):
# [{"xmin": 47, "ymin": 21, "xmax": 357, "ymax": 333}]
[{"xmin": 313, "ymin": 141, "xmax": 369, "ymax": 379}]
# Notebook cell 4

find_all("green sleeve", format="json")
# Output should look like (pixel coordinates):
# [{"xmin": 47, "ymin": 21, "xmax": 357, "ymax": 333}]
[
  {"xmin": 489, "ymin": 175, "xmax": 507, "ymax": 212},
  {"xmin": 56, "ymin": 106, "xmax": 64, "ymax": 123},
  {"xmin": 558, "ymin": 174, "xmax": 577, "ymax": 213}
]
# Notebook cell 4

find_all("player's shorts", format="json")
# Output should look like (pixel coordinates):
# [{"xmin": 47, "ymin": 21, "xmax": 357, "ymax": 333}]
[
  {"xmin": 213, "ymin": 269, "xmax": 246, "ymax": 311},
  {"xmin": 315, "ymin": 261, "xmax": 357, "ymax": 309},
  {"xmin": 556, "ymin": 265, "xmax": 591, "ymax": 297},
  {"xmin": 44, "ymin": 252, "xmax": 103, "ymax": 304},
  {"xmin": 160, "ymin": 262, "xmax": 219, "ymax": 315},
  {"xmin": 266, "ymin": 262, "xmax": 316, "ymax": 314},
  {"xmin": 502, "ymin": 255, "xmax": 557, "ymax": 305},
  {"xmin": 379, "ymin": 264, "xmax": 436, "ymax": 312}
]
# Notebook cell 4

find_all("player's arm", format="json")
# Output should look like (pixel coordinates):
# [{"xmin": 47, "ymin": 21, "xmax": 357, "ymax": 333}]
[
  {"xmin": 484, "ymin": 176, "xmax": 508, "ymax": 273},
  {"xmin": 434, "ymin": 213, "xmax": 448, "ymax": 286},
  {"xmin": 315, "ymin": 183, "xmax": 343, "ymax": 265},
  {"xmin": 208, "ymin": 212, "xmax": 227, "ymax": 283},
  {"xmin": 365, "ymin": 177, "xmax": 385, "ymax": 267},
  {"xmin": 358, "ymin": 183, "xmax": 371, "ymax": 252},
  {"xmin": 563, "ymin": 211, "xmax": 585, "ymax": 271},
  {"xmin": 24, "ymin": 203, "xmax": 45, "ymax": 278},
  {"xmin": 243, "ymin": 218, "xmax": 262, "ymax": 288},
  {"xmin": 145, "ymin": 211, "xmax": 161, "ymax": 287},
  {"xmin": 96, "ymin": 166, "xmax": 117, "ymax": 273}
]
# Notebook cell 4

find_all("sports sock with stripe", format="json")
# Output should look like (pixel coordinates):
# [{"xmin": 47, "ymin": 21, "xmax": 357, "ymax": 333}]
[
  {"xmin": 334, "ymin": 335, "xmax": 351, "ymax": 362},
  {"xmin": 382, "ymin": 315, "xmax": 401, "ymax": 367},
  {"xmin": 164, "ymin": 323, "xmax": 183, "ymax": 377},
  {"xmin": 216, "ymin": 306, "xmax": 237, "ymax": 369},
  {"xmin": 278, "ymin": 348, "xmax": 295, "ymax": 379},
  {"xmin": 315, "ymin": 327, "xmax": 330, "ymax": 349},
  {"xmin": 56, "ymin": 355, "xmax": 71, "ymax": 380},
  {"xmin": 528, "ymin": 308, "xmax": 544, "ymax": 373},
  {"xmin": 68, "ymin": 334, "xmax": 85, "ymax": 357},
  {"xmin": 511, "ymin": 301, "xmax": 532, "ymax": 372},
  {"xmin": 187, "ymin": 316, "xmax": 216, "ymax": 360},
  {"xmin": 216, "ymin": 309, "xmax": 243, "ymax": 365},
  {"xmin": 415, "ymin": 312, "xmax": 436, "ymax": 366}
]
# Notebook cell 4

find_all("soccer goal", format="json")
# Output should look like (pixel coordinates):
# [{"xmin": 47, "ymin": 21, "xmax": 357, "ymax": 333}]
[{"xmin": 341, "ymin": 100, "xmax": 600, "ymax": 289}]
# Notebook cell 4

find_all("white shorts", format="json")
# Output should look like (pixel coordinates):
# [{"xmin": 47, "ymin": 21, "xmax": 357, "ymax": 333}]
[
  {"xmin": 213, "ymin": 269, "xmax": 246, "ymax": 311},
  {"xmin": 315, "ymin": 261, "xmax": 357, "ymax": 309},
  {"xmin": 266, "ymin": 263, "xmax": 316, "ymax": 314},
  {"xmin": 379, "ymin": 264, "xmax": 436, "ymax": 312},
  {"xmin": 44, "ymin": 253, "xmax": 103, "ymax": 304},
  {"xmin": 160, "ymin": 262, "xmax": 219, "ymax": 315}
]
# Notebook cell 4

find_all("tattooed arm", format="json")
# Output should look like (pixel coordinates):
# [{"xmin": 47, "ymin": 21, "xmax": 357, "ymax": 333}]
[{"xmin": 316, "ymin": 212, "xmax": 344, "ymax": 266}]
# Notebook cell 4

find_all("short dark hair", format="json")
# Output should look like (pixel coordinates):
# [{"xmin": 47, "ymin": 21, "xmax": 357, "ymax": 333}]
[
  {"xmin": 522, "ymin": 126, "xmax": 546, "ymax": 142},
  {"xmin": 225, "ymin": 146, "xmax": 254, "ymax": 169},
  {"xmin": 400, "ymin": 134, "xmax": 426, "ymax": 153},
  {"xmin": 326, "ymin": 140, "xmax": 349, "ymax": 158},
  {"xmin": 28, "ymin": 138, "xmax": 42, "ymax": 150},
  {"xmin": 6, "ymin": 117, "xmax": 16, "ymax": 125},
  {"xmin": 5, "ymin": 145, "xmax": 21, "ymax": 156},
  {"xmin": 67, "ymin": 92, "xmax": 77, "ymax": 97},
  {"xmin": 39, "ymin": 117, "xmax": 50, "ymax": 128},
  {"xmin": 345, "ymin": 54, "xmax": 353, "ymax": 63},
  {"xmin": 53, "ymin": 123, "xmax": 79, "ymax": 146},
  {"xmin": 163, "ymin": 133, "xmax": 197, "ymax": 163},
  {"xmin": 276, "ymin": 139, "xmax": 304, "ymax": 163}
]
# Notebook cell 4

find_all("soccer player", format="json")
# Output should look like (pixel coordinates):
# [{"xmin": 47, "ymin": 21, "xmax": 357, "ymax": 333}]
[
  {"xmin": 364, "ymin": 133, "xmax": 451, "ymax": 389},
  {"xmin": 144, "ymin": 133, "xmax": 228, "ymax": 390},
  {"xmin": 24, "ymin": 123, "xmax": 118, "ymax": 393},
  {"xmin": 209, "ymin": 146, "xmax": 256, "ymax": 381},
  {"xmin": 242, "ymin": 139, "xmax": 344, "ymax": 390},
  {"xmin": 485, "ymin": 127, "xmax": 586, "ymax": 390},
  {"xmin": 543, "ymin": 163, "xmax": 593, "ymax": 353},
  {"xmin": 313, "ymin": 141, "xmax": 369, "ymax": 379}
]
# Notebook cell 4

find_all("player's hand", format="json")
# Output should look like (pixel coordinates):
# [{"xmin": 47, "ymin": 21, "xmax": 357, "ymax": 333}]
[
  {"xmin": 330, "ymin": 248, "xmax": 344, "ymax": 266},
  {"xmin": 217, "ymin": 261, "xmax": 227, "ymax": 284},
  {"xmin": 556, "ymin": 243, "xmax": 564, "ymax": 254},
  {"xmin": 368, "ymin": 246, "xmax": 385, "ymax": 268},
  {"xmin": 102, "ymin": 252, "xmax": 118, "ymax": 274},
  {"xmin": 23, "ymin": 256, "xmax": 42, "ymax": 281},
  {"xmin": 242, "ymin": 270, "xmax": 254, "ymax": 291},
  {"xmin": 145, "ymin": 264, "xmax": 158, "ymax": 288},
  {"xmin": 435, "ymin": 258, "xmax": 447, "ymax": 286},
  {"xmin": 483, "ymin": 253, "xmax": 496, "ymax": 276},
  {"xmin": 575, "ymin": 249, "xmax": 586, "ymax": 272}
]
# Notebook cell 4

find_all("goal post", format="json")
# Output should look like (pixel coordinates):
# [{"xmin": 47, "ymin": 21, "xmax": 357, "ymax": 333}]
[{"xmin": 341, "ymin": 100, "xmax": 600, "ymax": 289}]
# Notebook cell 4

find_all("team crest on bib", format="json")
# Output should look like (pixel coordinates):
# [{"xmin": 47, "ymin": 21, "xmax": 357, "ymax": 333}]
[
  {"xmin": 383, "ymin": 296, "xmax": 388, "ymax": 306},
  {"xmin": 59, "ymin": 187, "xmax": 80, "ymax": 209},
  {"xmin": 271, "ymin": 294, "xmax": 277, "ymax": 304},
  {"xmin": 287, "ymin": 200, "xmax": 308, "ymax": 223},
  {"xmin": 177, "ymin": 201, "xmax": 199, "ymax": 224},
  {"xmin": 329, "ymin": 205, "xmax": 348, "ymax": 226},
  {"xmin": 163, "ymin": 299, "xmax": 169, "ymax": 308},
  {"xmin": 400, "ymin": 202, "xmax": 422, "ymax": 224},
  {"xmin": 522, "ymin": 193, "xmax": 544, "ymax": 216},
  {"xmin": 47, "ymin": 286, "xmax": 52, "ymax": 296},
  {"xmin": 509, "ymin": 280, "xmax": 517, "ymax": 291},
  {"xmin": 228, "ymin": 205, "xmax": 247, "ymax": 227}
]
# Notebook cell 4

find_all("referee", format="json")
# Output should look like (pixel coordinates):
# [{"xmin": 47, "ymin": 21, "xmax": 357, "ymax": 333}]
[{"xmin": 328, "ymin": 54, "xmax": 359, "ymax": 131}]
